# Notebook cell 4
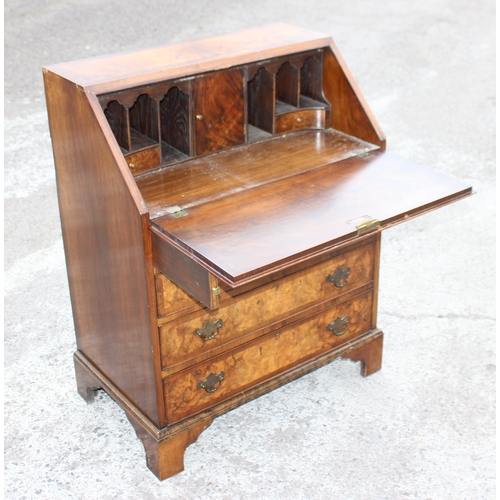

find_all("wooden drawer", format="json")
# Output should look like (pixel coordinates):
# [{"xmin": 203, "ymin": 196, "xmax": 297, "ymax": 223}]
[
  {"xmin": 155, "ymin": 270, "xmax": 205, "ymax": 322},
  {"xmin": 275, "ymin": 108, "xmax": 326, "ymax": 134},
  {"xmin": 164, "ymin": 289, "xmax": 373, "ymax": 423},
  {"xmin": 125, "ymin": 146, "xmax": 160, "ymax": 174},
  {"xmin": 159, "ymin": 242, "xmax": 375, "ymax": 371}
]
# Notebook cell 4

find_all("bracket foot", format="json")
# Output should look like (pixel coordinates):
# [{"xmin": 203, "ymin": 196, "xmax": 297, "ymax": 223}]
[{"xmin": 342, "ymin": 333, "xmax": 383, "ymax": 377}]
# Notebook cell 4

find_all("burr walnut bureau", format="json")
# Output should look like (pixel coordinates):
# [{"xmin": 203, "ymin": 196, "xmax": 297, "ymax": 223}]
[{"xmin": 43, "ymin": 24, "xmax": 472, "ymax": 480}]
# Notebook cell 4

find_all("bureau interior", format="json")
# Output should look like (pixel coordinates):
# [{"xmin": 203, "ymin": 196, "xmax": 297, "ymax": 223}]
[{"xmin": 98, "ymin": 47, "xmax": 380, "ymax": 195}]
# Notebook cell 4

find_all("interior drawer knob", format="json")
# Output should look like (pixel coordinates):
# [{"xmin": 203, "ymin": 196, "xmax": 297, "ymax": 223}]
[
  {"xmin": 326, "ymin": 315, "xmax": 350, "ymax": 336},
  {"xmin": 195, "ymin": 318, "xmax": 223, "ymax": 341},
  {"xmin": 197, "ymin": 371, "xmax": 225, "ymax": 393},
  {"xmin": 326, "ymin": 266, "xmax": 351, "ymax": 287}
]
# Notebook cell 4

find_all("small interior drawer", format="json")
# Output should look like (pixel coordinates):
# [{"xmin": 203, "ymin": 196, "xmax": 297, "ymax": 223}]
[
  {"xmin": 125, "ymin": 146, "xmax": 160, "ymax": 174},
  {"xmin": 164, "ymin": 289, "xmax": 374, "ymax": 423},
  {"xmin": 159, "ymin": 241, "xmax": 375, "ymax": 370},
  {"xmin": 275, "ymin": 108, "xmax": 326, "ymax": 134}
]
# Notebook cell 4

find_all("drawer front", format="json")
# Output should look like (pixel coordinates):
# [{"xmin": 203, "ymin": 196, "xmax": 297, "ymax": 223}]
[
  {"xmin": 275, "ymin": 109, "xmax": 326, "ymax": 134},
  {"xmin": 164, "ymin": 290, "xmax": 373, "ymax": 423},
  {"xmin": 125, "ymin": 146, "xmax": 160, "ymax": 174},
  {"xmin": 155, "ymin": 271, "xmax": 205, "ymax": 321},
  {"xmin": 160, "ymin": 242, "xmax": 375, "ymax": 370}
]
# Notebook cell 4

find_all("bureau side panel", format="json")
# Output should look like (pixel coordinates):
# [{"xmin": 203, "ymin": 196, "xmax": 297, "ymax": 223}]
[
  {"xmin": 44, "ymin": 71, "xmax": 162, "ymax": 426},
  {"xmin": 323, "ymin": 44, "xmax": 386, "ymax": 148}
]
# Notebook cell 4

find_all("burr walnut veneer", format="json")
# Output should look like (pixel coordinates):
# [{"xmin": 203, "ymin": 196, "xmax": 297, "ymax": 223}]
[{"xmin": 43, "ymin": 24, "xmax": 472, "ymax": 480}]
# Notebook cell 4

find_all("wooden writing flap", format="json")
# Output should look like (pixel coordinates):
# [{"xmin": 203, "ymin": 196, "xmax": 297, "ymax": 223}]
[{"xmin": 150, "ymin": 148, "xmax": 471, "ymax": 306}]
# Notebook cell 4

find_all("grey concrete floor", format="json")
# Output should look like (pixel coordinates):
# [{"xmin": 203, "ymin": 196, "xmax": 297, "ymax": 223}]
[{"xmin": 4, "ymin": 1, "xmax": 495, "ymax": 499}]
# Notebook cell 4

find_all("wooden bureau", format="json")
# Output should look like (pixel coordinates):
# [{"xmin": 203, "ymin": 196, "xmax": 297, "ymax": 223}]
[{"xmin": 43, "ymin": 24, "xmax": 472, "ymax": 480}]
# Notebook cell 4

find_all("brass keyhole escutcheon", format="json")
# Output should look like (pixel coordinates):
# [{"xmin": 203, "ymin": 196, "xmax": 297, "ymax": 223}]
[
  {"xmin": 194, "ymin": 319, "xmax": 223, "ymax": 341},
  {"xmin": 326, "ymin": 316, "xmax": 350, "ymax": 336},
  {"xmin": 198, "ymin": 371, "xmax": 225, "ymax": 393},
  {"xmin": 326, "ymin": 266, "xmax": 351, "ymax": 287}
]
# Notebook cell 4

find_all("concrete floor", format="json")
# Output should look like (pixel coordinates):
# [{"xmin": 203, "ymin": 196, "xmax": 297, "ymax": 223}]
[{"xmin": 4, "ymin": 1, "xmax": 495, "ymax": 498}]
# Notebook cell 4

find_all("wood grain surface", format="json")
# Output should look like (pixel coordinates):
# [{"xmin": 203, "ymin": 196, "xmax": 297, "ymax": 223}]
[
  {"xmin": 155, "ymin": 270, "xmax": 205, "ymax": 322},
  {"xmin": 44, "ymin": 24, "xmax": 331, "ymax": 93},
  {"xmin": 44, "ymin": 71, "xmax": 162, "ymax": 425},
  {"xmin": 164, "ymin": 289, "xmax": 373, "ymax": 423},
  {"xmin": 300, "ymin": 55, "xmax": 324, "ymax": 102},
  {"xmin": 154, "ymin": 232, "xmax": 379, "ymax": 322},
  {"xmin": 125, "ymin": 146, "xmax": 160, "ymax": 174},
  {"xmin": 104, "ymin": 100, "xmax": 130, "ymax": 151},
  {"xmin": 247, "ymin": 66, "xmax": 275, "ymax": 133},
  {"xmin": 160, "ymin": 86, "xmax": 191, "ymax": 156},
  {"xmin": 276, "ymin": 62, "xmax": 300, "ymax": 107},
  {"xmin": 160, "ymin": 242, "xmax": 375, "ymax": 371},
  {"xmin": 343, "ymin": 333, "xmax": 383, "ymax": 377},
  {"xmin": 73, "ymin": 329, "xmax": 383, "ymax": 480},
  {"xmin": 323, "ymin": 45, "xmax": 385, "ymax": 148},
  {"xmin": 151, "ymin": 149, "xmax": 472, "ymax": 285},
  {"xmin": 274, "ymin": 108, "xmax": 326, "ymax": 133},
  {"xmin": 193, "ymin": 69, "xmax": 245, "ymax": 155},
  {"xmin": 152, "ymin": 231, "xmax": 219, "ymax": 309},
  {"xmin": 129, "ymin": 94, "xmax": 160, "ymax": 143},
  {"xmin": 137, "ymin": 128, "xmax": 377, "ymax": 218}
]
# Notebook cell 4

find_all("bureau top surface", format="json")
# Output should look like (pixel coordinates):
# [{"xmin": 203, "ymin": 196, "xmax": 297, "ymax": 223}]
[
  {"xmin": 43, "ymin": 24, "xmax": 330, "ymax": 93},
  {"xmin": 148, "ymin": 131, "xmax": 472, "ymax": 285}
]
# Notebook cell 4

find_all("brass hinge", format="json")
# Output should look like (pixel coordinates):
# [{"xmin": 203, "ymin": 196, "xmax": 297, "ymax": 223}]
[
  {"xmin": 165, "ymin": 205, "xmax": 189, "ymax": 218},
  {"xmin": 358, "ymin": 152, "xmax": 373, "ymax": 159},
  {"xmin": 347, "ymin": 215, "xmax": 380, "ymax": 235}
]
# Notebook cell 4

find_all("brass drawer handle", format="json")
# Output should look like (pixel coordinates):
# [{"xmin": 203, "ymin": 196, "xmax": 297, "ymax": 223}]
[
  {"xmin": 198, "ymin": 371, "xmax": 225, "ymax": 393},
  {"xmin": 326, "ymin": 315, "xmax": 350, "ymax": 336},
  {"xmin": 195, "ymin": 319, "xmax": 223, "ymax": 341},
  {"xmin": 326, "ymin": 266, "xmax": 351, "ymax": 287}
]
